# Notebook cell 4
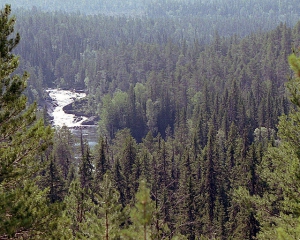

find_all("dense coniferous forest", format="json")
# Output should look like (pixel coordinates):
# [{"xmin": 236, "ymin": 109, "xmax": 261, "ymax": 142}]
[{"xmin": 1, "ymin": 0, "xmax": 300, "ymax": 239}]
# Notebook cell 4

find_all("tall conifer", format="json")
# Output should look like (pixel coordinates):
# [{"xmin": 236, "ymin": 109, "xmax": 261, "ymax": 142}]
[{"xmin": 0, "ymin": 5, "xmax": 53, "ymax": 238}]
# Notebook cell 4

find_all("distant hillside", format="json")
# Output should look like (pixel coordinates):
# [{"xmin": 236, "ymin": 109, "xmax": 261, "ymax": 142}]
[
  {"xmin": 2, "ymin": 0, "xmax": 299, "ymax": 41},
  {"xmin": 2, "ymin": 0, "xmax": 149, "ymax": 15}
]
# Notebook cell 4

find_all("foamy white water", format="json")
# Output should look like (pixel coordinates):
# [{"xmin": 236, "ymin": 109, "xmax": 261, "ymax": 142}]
[{"xmin": 46, "ymin": 89, "xmax": 88, "ymax": 127}]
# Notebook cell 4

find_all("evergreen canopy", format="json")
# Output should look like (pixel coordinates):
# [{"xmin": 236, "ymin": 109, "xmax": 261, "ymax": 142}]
[{"xmin": 0, "ymin": 4, "xmax": 53, "ymax": 238}]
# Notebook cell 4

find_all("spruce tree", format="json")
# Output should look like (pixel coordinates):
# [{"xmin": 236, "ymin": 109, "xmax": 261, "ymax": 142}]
[
  {"xmin": 52, "ymin": 125, "xmax": 75, "ymax": 180},
  {"xmin": 247, "ymin": 51, "xmax": 300, "ymax": 239},
  {"xmin": 177, "ymin": 151, "xmax": 197, "ymax": 239},
  {"xmin": 94, "ymin": 136, "xmax": 109, "ymax": 187},
  {"xmin": 202, "ymin": 124, "xmax": 219, "ymax": 237},
  {"xmin": 112, "ymin": 129, "xmax": 137, "ymax": 205},
  {"xmin": 0, "ymin": 5, "xmax": 53, "ymax": 238},
  {"xmin": 79, "ymin": 138, "xmax": 93, "ymax": 192},
  {"xmin": 45, "ymin": 157, "xmax": 65, "ymax": 203}
]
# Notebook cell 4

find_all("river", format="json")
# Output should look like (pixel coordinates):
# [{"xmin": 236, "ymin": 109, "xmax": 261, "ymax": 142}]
[{"xmin": 46, "ymin": 89, "xmax": 99, "ymax": 148}]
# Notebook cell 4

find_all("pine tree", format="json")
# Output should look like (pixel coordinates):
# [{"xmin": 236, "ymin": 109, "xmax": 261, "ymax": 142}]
[
  {"xmin": 122, "ymin": 179, "xmax": 155, "ymax": 240},
  {"xmin": 56, "ymin": 178, "xmax": 98, "ymax": 239},
  {"xmin": 0, "ymin": 5, "xmax": 53, "ymax": 238},
  {"xmin": 93, "ymin": 172, "xmax": 123, "ymax": 240}
]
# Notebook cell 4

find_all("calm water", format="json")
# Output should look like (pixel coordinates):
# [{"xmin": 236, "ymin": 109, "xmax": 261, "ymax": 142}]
[{"xmin": 71, "ymin": 126, "xmax": 99, "ymax": 148}]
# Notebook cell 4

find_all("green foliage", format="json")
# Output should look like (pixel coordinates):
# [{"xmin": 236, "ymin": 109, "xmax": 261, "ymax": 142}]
[
  {"xmin": 1, "ymin": 1, "xmax": 299, "ymax": 238},
  {"xmin": 54, "ymin": 172, "xmax": 124, "ymax": 239},
  {"xmin": 93, "ymin": 136, "xmax": 110, "ymax": 186},
  {"xmin": 79, "ymin": 138, "xmax": 94, "ymax": 191},
  {"xmin": 0, "ymin": 5, "xmax": 53, "ymax": 238},
  {"xmin": 288, "ymin": 53, "xmax": 300, "ymax": 107},
  {"xmin": 0, "ymin": 181, "xmax": 57, "ymax": 239},
  {"xmin": 52, "ymin": 126, "xmax": 75, "ymax": 180},
  {"xmin": 242, "ymin": 52, "xmax": 300, "ymax": 239},
  {"xmin": 112, "ymin": 129, "xmax": 138, "ymax": 206},
  {"xmin": 255, "ymin": 113, "xmax": 300, "ymax": 239},
  {"xmin": 98, "ymin": 91, "xmax": 129, "ymax": 139},
  {"xmin": 45, "ymin": 157, "xmax": 65, "ymax": 203},
  {"xmin": 122, "ymin": 179, "xmax": 155, "ymax": 239},
  {"xmin": 56, "ymin": 178, "xmax": 94, "ymax": 239},
  {"xmin": 94, "ymin": 172, "xmax": 123, "ymax": 239},
  {"xmin": 4, "ymin": 7, "xmax": 293, "ymax": 147}
]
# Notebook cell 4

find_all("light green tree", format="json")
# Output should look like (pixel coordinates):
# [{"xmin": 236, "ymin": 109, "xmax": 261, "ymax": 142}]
[
  {"xmin": 54, "ymin": 172, "xmax": 123, "ymax": 239},
  {"xmin": 53, "ymin": 178, "xmax": 98, "ymax": 239},
  {"xmin": 122, "ymin": 179, "xmax": 155, "ymax": 240},
  {"xmin": 94, "ymin": 172, "xmax": 123, "ymax": 239}
]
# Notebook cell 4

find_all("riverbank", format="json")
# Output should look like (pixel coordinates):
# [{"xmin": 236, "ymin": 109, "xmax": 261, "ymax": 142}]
[{"xmin": 62, "ymin": 98, "xmax": 99, "ymax": 125}]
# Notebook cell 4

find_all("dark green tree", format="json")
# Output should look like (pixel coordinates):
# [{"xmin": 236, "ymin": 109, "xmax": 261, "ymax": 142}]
[
  {"xmin": 112, "ymin": 129, "xmax": 138, "ymax": 205},
  {"xmin": 79, "ymin": 138, "xmax": 93, "ymax": 192},
  {"xmin": 94, "ymin": 136, "xmax": 110, "ymax": 188},
  {"xmin": 236, "ymin": 51, "xmax": 300, "ymax": 239},
  {"xmin": 177, "ymin": 151, "xmax": 198, "ymax": 239},
  {"xmin": 52, "ymin": 126, "xmax": 75, "ymax": 180},
  {"xmin": 46, "ymin": 157, "xmax": 65, "ymax": 203}
]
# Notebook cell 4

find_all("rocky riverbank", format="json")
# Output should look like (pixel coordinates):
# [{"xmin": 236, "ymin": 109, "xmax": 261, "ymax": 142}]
[{"xmin": 62, "ymin": 98, "xmax": 99, "ymax": 125}]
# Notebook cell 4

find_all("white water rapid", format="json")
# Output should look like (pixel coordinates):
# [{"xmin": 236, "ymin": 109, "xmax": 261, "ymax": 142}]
[
  {"xmin": 46, "ymin": 89, "xmax": 98, "ymax": 147},
  {"xmin": 46, "ymin": 89, "xmax": 88, "ymax": 127}
]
